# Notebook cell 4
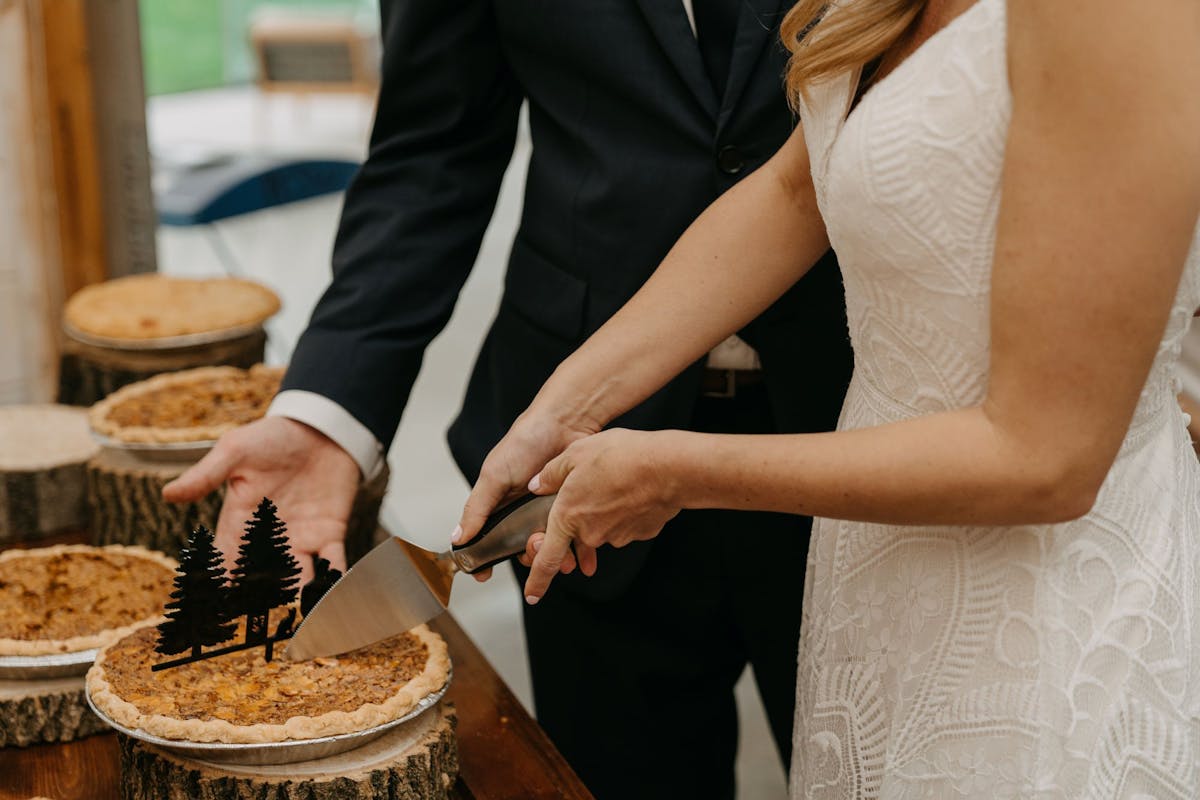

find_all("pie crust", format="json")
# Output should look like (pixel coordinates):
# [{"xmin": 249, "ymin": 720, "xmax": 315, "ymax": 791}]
[
  {"xmin": 89, "ymin": 365, "xmax": 285, "ymax": 443},
  {"xmin": 86, "ymin": 623, "xmax": 450, "ymax": 744},
  {"xmin": 0, "ymin": 545, "xmax": 177, "ymax": 656},
  {"xmin": 64, "ymin": 274, "xmax": 280, "ymax": 341}
]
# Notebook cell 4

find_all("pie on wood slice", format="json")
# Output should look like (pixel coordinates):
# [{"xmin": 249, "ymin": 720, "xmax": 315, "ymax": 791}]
[
  {"xmin": 89, "ymin": 364, "xmax": 285, "ymax": 444},
  {"xmin": 64, "ymin": 274, "xmax": 281, "ymax": 342},
  {"xmin": 0, "ymin": 404, "xmax": 100, "ymax": 542},
  {"xmin": 87, "ymin": 622, "xmax": 451, "ymax": 744},
  {"xmin": 0, "ymin": 544, "xmax": 177, "ymax": 657}
]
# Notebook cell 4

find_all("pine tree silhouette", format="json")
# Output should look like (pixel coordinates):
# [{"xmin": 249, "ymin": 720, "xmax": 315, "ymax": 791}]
[
  {"xmin": 155, "ymin": 526, "xmax": 236, "ymax": 658},
  {"xmin": 227, "ymin": 498, "xmax": 301, "ymax": 646}
]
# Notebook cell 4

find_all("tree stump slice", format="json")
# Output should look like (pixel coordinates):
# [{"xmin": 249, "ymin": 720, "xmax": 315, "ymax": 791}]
[
  {"xmin": 118, "ymin": 703, "xmax": 458, "ymax": 800},
  {"xmin": 57, "ymin": 329, "xmax": 268, "ymax": 407},
  {"xmin": 0, "ymin": 677, "xmax": 106, "ymax": 747},
  {"xmin": 87, "ymin": 449, "xmax": 389, "ymax": 565},
  {"xmin": 87, "ymin": 449, "xmax": 223, "ymax": 557},
  {"xmin": 0, "ymin": 406, "xmax": 100, "ymax": 544}
]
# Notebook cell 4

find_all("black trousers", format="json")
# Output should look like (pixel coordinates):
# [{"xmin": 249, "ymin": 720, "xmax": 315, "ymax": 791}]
[{"xmin": 514, "ymin": 384, "xmax": 811, "ymax": 800}]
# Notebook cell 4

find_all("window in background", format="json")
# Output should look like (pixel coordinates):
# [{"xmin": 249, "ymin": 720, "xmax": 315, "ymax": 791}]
[{"xmin": 139, "ymin": 0, "xmax": 377, "ymax": 96}]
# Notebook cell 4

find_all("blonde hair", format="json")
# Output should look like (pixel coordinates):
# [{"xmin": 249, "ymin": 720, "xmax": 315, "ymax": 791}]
[{"xmin": 781, "ymin": 0, "xmax": 926, "ymax": 105}]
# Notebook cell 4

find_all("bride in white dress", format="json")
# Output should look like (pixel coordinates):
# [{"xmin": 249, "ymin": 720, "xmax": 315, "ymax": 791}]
[{"xmin": 457, "ymin": 0, "xmax": 1200, "ymax": 795}]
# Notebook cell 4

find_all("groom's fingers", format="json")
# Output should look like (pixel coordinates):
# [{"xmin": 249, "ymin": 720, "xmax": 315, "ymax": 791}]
[
  {"xmin": 163, "ymin": 437, "xmax": 237, "ymax": 502},
  {"xmin": 520, "ymin": 532, "xmax": 581, "ymax": 575},
  {"xmin": 523, "ymin": 521, "xmax": 574, "ymax": 604},
  {"xmin": 575, "ymin": 541, "xmax": 598, "ymax": 577}
]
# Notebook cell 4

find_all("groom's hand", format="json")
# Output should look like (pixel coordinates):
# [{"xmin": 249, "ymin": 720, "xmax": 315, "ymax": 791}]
[{"xmin": 162, "ymin": 416, "xmax": 361, "ymax": 582}]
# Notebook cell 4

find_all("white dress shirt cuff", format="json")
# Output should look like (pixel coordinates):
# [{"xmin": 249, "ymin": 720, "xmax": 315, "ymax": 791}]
[
  {"xmin": 268, "ymin": 390, "xmax": 386, "ymax": 481},
  {"xmin": 706, "ymin": 334, "xmax": 762, "ymax": 370}
]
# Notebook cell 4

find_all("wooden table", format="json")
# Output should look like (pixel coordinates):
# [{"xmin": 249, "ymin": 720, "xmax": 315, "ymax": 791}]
[{"xmin": 0, "ymin": 533, "xmax": 593, "ymax": 800}]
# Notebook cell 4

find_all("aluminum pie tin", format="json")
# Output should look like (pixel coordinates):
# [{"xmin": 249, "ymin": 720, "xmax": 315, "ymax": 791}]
[
  {"xmin": 85, "ymin": 669, "xmax": 452, "ymax": 766},
  {"xmin": 0, "ymin": 648, "xmax": 99, "ymax": 680},
  {"xmin": 63, "ymin": 321, "xmax": 265, "ymax": 351},
  {"xmin": 91, "ymin": 431, "xmax": 217, "ymax": 463}
]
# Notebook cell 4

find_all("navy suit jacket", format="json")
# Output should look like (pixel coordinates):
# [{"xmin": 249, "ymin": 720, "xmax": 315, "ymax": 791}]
[{"xmin": 284, "ymin": 0, "xmax": 853, "ymax": 594}]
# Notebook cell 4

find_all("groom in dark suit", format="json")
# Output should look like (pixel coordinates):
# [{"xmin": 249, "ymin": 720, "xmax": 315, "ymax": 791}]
[{"xmin": 169, "ymin": 1, "xmax": 851, "ymax": 797}]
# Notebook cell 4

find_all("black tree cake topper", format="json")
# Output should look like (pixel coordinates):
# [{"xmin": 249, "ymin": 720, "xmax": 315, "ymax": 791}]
[
  {"xmin": 155, "ymin": 525, "xmax": 237, "ymax": 661},
  {"xmin": 229, "ymin": 498, "xmax": 301, "ymax": 648},
  {"xmin": 153, "ymin": 497, "xmax": 340, "ymax": 671}
]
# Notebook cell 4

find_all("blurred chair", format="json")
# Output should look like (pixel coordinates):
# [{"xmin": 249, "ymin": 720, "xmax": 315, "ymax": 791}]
[
  {"xmin": 250, "ymin": 10, "xmax": 378, "ymax": 99},
  {"xmin": 246, "ymin": 8, "xmax": 379, "ymax": 141}
]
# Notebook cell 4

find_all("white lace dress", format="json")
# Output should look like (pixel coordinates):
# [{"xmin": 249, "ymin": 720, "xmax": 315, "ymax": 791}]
[{"xmin": 791, "ymin": 1, "xmax": 1200, "ymax": 797}]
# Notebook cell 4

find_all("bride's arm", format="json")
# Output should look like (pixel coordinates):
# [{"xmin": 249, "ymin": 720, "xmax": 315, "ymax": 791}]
[
  {"xmin": 540, "ymin": 123, "xmax": 831, "ymax": 432},
  {"xmin": 452, "ymin": 122, "xmax": 831, "ymax": 559},
  {"xmin": 517, "ymin": 0, "xmax": 1200, "ymax": 600}
]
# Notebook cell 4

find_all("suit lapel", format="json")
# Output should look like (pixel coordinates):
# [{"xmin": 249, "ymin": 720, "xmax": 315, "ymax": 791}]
[
  {"xmin": 721, "ymin": 0, "xmax": 786, "ymax": 117},
  {"xmin": 634, "ymin": 0, "xmax": 719, "ymax": 120}
]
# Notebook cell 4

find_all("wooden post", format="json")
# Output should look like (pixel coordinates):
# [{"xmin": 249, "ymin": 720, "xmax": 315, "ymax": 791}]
[
  {"xmin": 0, "ymin": 0, "xmax": 157, "ymax": 404},
  {"xmin": 30, "ymin": 0, "xmax": 109, "ymax": 298},
  {"xmin": 0, "ymin": 0, "xmax": 65, "ymax": 404},
  {"xmin": 32, "ymin": 0, "xmax": 157, "ymax": 293}
]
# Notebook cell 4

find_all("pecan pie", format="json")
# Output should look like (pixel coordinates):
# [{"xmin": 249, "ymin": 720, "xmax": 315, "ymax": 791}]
[
  {"xmin": 89, "ymin": 365, "xmax": 285, "ymax": 444},
  {"xmin": 0, "ymin": 545, "xmax": 177, "ymax": 656},
  {"xmin": 86, "ymin": 622, "xmax": 450, "ymax": 743},
  {"xmin": 64, "ymin": 274, "xmax": 280, "ymax": 342}
]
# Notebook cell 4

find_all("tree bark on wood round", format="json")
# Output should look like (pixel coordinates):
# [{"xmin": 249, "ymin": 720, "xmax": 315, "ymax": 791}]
[
  {"xmin": 87, "ymin": 449, "xmax": 223, "ymax": 557},
  {"xmin": 57, "ymin": 329, "xmax": 267, "ymax": 407},
  {"xmin": 0, "ymin": 677, "xmax": 106, "ymax": 747},
  {"xmin": 0, "ymin": 406, "xmax": 98, "ymax": 544},
  {"xmin": 87, "ymin": 449, "xmax": 389, "ymax": 565},
  {"xmin": 118, "ymin": 703, "xmax": 458, "ymax": 800},
  {"xmin": 1, "ymin": 462, "xmax": 91, "ymax": 545}
]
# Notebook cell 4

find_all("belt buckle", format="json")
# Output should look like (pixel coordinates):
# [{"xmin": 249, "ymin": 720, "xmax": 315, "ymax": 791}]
[{"xmin": 702, "ymin": 368, "xmax": 738, "ymax": 399}]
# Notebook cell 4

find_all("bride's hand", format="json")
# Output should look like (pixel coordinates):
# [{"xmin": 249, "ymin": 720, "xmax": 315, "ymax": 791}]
[
  {"xmin": 454, "ymin": 406, "xmax": 599, "ymax": 581},
  {"xmin": 519, "ymin": 428, "xmax": 682, "ymax": 604}
]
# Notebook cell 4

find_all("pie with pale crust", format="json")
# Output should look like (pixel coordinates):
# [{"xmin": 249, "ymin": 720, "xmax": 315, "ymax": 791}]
[
  {"xmin": 64, "ymin": 274, "xmax": 280, "ymax": 341},
  {"xmin": 89, "ymin": 364, "xmax": 285, "ymax": 444},
  {"xmin": 86, "ymin": 621, "xmax": 450, "ymax": 743},
  {"xmin": 0, "ymin": 545, "xmax": 177, "ymax": 656}
]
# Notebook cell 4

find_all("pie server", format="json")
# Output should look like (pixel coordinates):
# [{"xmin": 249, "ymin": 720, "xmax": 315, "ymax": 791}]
[{"xmin": 286, "ymin": 493, "xmax": 555, "ymax": 661}]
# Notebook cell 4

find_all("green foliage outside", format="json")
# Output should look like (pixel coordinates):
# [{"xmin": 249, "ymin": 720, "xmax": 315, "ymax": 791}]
[
  {"xmin": 139, "ymin": 0, "xmax": 376, "ymax": 96},
  {"xmin": 139, "ymin": 1, "xmax": 223, "ymax": 96}
]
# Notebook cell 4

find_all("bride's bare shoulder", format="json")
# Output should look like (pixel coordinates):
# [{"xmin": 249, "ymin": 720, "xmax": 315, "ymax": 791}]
[{"xmin": 1006, "ymin": 0, "xmax": 1200, "ymax": 113}]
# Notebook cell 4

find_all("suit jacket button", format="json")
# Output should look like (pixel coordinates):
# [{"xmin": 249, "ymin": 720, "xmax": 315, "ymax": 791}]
[{"xmin": 717, "ymin": 145, "xmax": 745, "ymax": 175}]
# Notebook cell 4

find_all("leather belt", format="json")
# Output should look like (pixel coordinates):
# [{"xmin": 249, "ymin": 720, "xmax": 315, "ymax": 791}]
[{"xmin": 700, "ymin": 367, "xmax": 764, "ymax": 398}]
